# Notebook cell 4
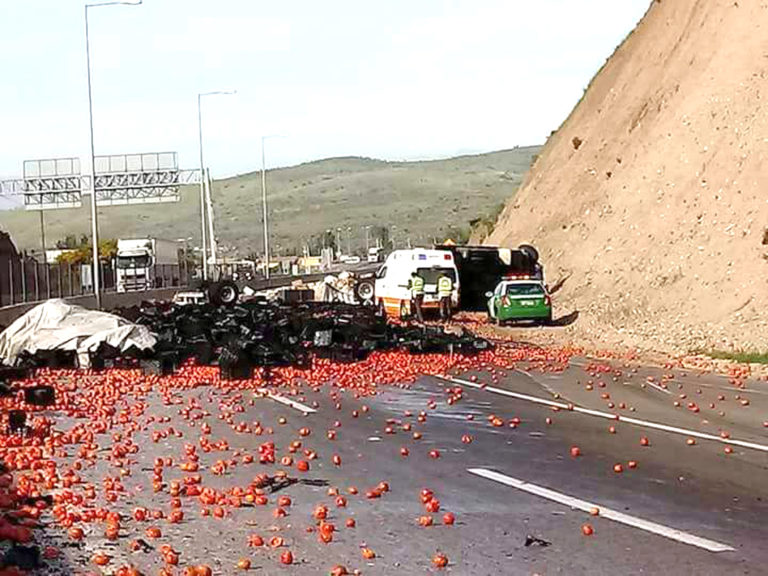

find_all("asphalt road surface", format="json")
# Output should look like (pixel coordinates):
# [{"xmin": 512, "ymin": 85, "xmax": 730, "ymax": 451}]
[{"xmin": 18, "ymin": 346, "xmax": 768, "ymax": 575}]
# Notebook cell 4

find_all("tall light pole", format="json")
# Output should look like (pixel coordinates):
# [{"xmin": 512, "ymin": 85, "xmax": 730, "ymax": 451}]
[
  {"xmin": 197, "ymin": 90, "xmax": 235, "ymax": 280},
  {"xmin": 85, "ymin": 0, "xmax": 142, "ymax": 308},
  {"xmin": 204, "ymin": 168, "xmax": 216, "ymax": 276},
  {"xmin": 261, "ymin": 135, "xmax": 282, "ymax": 280}
]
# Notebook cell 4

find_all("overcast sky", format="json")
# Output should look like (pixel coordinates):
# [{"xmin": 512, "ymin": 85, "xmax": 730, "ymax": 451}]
[{"xmin": 0, "ymin": 0, "xmax": 649, "ymax": 185}]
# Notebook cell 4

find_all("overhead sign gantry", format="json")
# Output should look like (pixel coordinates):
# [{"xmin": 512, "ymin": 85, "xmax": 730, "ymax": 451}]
[{"xmin": 0, "ymin": 153, "xmax": 200, "ymax": 209}]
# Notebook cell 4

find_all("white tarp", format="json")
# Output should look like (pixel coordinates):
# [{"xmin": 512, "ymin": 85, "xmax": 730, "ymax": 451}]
[
  {"xmin": 319, "ymin": 272, "xmax": 357, "ymax": 304},
  {"xmin": 0, "ymin": 299, "xmax": 156, "ymax": 368}
]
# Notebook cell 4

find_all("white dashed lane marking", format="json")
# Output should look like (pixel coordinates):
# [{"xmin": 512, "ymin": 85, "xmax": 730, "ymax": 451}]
[
  {"xmin": 468, "ymin": 468, "xmax": 735, "ymax": 553},
  {"xmin": 255, "ymin": 389, "xmax": 316, "ymax": 414}
]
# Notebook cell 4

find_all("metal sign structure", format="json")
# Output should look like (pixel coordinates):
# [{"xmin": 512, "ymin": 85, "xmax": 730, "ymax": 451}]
[
  {"xmin": 93, "ymin": 152, "xmax": 195, "ymax": 206},
  {"xmin": 23, "ymin": 157, "xmax": 84, "ymax": 210},
  {"xmin": 0, "ymin": 153, "xmax": 200, "ymax": 210}
]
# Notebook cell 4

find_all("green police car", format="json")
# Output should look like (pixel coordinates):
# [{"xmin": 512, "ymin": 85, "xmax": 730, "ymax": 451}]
[{"xmin": 486, "ymin": 278, "xmax": 552, "ymax": 325}]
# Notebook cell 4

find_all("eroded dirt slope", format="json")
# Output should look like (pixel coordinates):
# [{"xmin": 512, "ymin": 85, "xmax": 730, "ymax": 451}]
[{"xmin": 488, "ymin": 0, "xmax": 768, "ymax": 354}]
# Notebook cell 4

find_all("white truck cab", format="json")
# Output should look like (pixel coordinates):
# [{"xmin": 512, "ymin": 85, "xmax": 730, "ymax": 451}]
[
  {"xmin": 367, "ymin": 246, "xmax": 382, "ymax": 263},
  {"xmin": 116, "ymin": 238, "xmax": 179, "ymax": 292},
  {"xmin": 374, "ymin": 248, "xmax": 459, "ymax": 319}
]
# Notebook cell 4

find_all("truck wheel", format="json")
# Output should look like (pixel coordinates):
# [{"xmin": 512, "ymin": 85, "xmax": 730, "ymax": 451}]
[
  {"xmin": 518, "ymin": 244, "xmax": 539, "ymax": 263},
  {"xmin": 209, "ymin": 280, "xmax": 239, "ymax": 306},
  {"xmin": 356, "ymin": 279, "xmax": 375, "ymax": 304}
]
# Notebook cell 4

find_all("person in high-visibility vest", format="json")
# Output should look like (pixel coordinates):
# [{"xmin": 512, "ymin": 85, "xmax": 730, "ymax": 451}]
[
  {"xmin": 437, "ymin": 273, "xmax": 454, "ymax": 321},
  {"xmin": 408, "ymin": 271, "xmax": 425, "ymax": 322}
]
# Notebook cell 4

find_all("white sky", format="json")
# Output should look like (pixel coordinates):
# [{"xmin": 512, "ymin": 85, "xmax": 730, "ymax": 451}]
[{"xmin": 0, "ymin": 0, "xmax": 650, "ymax": 181}]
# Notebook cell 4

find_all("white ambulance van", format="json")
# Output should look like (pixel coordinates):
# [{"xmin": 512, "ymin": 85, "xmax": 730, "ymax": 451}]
[{"xmin": 374, "ymin": 249, "xmax": 459, "ymax": 319}]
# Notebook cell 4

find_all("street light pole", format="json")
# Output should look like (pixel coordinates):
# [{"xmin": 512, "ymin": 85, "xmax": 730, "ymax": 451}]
[
  {"xmin": 260, "ymin": 134, "xmax": 284, "ymax": 280},
  {"xmin": 85, "ymin": 0, "xmax": 142, "ymax": 309},
  {"xmin": 196, "ymin": 94, "xmax": 208, "ymax": 281},
  {"xmin": 197, "ymin": 90, "xmax": 235, "ymax": 281},
  {"xmin": 261, "ymin": 137, "xmax": 269, "ymax": 279},
  {"xmin": 204, "ymin": 168, "xmax": 217, "ymax": 277}
]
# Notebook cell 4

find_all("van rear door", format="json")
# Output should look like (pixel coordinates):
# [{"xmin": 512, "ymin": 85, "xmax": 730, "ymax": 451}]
[{"xmin": 417, "ymin": 267, "xmax": 456, "ymax": 301}]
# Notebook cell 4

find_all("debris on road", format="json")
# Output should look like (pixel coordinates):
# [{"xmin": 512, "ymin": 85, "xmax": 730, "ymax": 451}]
[
  {"xmin": 0, "ymin": 294, "xmax": 760, "ymax": 574},
  {"xmin": 524, "ymin": 534, "xmax": 551, "ymax": 547},
  {"xmin": 0, "ymin": 296, "xmax": 502, "ymax": 574},
  {"xmin": 110, "ymin": 300, "xmax": 491, "ymax": 377},
  {"xmin": 0, "ymin": 299, "xmax": 155, "ymax": 368}
]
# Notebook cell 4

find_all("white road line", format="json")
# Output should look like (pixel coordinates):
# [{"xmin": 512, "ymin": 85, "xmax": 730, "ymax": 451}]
[
  {"xmin": 467, "ymin": 468, "xmax": 734, "ymax": 553},
  {"xmin": 646, "ymin": 381, "xmax": 672, "ymax": 395},
  {"xmin": 439, "ymin": 376, "xmax": 768, "ymax": 453},
  {"xmin": 255, "ymin": 389, "xmax": 316, "ymax": 414}
]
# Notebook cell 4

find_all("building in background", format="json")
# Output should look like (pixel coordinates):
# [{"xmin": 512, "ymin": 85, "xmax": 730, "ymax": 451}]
[{"xmin": 45, "ymin": 249, "xmax": 78, "ymax": 264}]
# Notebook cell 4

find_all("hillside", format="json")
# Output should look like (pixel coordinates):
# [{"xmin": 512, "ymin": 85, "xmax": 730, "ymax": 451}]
[
  {"xmin": 488, "ymin": 0, "xmax": 768, "ymax": 354},
  {"xmin": 1, "ymin": 147, "xmax": 539, "ymax": 256}
]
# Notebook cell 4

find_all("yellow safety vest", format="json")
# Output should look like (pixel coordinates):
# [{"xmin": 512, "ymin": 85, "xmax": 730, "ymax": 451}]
[
  {"xmin": 410, "ymin": 276, "xmax": 425, "ymax": 296},
  {"xmin": 437, "ymin": 276, "xmax": 453, "ymax": 297}
]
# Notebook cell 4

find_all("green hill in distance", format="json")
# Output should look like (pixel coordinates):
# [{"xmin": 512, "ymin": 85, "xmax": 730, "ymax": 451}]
[{"xmin": 1, "ymin": 146, "xmax": 539, "ymax": 257}]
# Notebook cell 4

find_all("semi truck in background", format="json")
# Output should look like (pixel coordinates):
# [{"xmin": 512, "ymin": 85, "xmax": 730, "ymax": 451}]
[
  {"xmin": 367, "ymin": 246, "xmax": 383, "ymax": 263},
  {"xmin": 116, "ymin": 238, "xmax": 181, "ymax": 292}
]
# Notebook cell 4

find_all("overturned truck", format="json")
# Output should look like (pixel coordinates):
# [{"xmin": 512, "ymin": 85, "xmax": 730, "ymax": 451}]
[{"xmin": 436, "ymin": 244, "xmax": 542, "ymax": 311}]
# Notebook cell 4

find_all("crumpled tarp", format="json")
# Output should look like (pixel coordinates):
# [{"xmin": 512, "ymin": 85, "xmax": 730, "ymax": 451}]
[{"xmin": 0, "ymin": 299, "xmax": 156, "ymax": 368}]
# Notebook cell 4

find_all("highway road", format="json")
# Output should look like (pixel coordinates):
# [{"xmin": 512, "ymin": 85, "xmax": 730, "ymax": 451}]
[{"xmin": 15, "ymin": 343, "xmax": 768, "ymax": 575}]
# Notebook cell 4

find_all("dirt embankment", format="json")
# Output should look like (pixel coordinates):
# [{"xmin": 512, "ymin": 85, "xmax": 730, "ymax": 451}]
[{"xmin": 488, "ymin": 0, "xmax": 768, "ymax": 355}]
